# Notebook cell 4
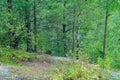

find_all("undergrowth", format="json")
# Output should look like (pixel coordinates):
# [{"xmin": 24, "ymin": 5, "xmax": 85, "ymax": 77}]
[
  {"xmin": 0, "ymin": 48, "xmax": 37, "ymax": 65},
  {"xmin": 48, "ymin": 53, "xmax": 111, "ymax": 80},
  {"xmin": 50, "ymin": 61, "xmax": 110, "ymax": 80}
]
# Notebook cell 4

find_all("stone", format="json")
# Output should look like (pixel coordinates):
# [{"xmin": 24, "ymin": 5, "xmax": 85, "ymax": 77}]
[{"xmin": 0, "ymin": 66, "xmax": 11, "ymax": 77}]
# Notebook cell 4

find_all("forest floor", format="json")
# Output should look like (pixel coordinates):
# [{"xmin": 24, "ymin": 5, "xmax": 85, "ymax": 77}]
[
  {"xmin": 0, "ymin": 54, "xmax": 69, "ymax": 80},
  {"xmin": 0, "ymin": 54, "xmax": 120, "ymax": 80}
]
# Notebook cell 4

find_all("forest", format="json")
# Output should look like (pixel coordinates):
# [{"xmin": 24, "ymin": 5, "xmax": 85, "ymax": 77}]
[{"xmin": 0, "ymin": 0, "xmax": 120, "ymax": 80}]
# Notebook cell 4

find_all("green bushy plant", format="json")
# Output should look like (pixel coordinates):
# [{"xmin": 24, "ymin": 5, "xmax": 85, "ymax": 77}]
[
  {"xmin": 98, "ymin": 54, "xmax": 120, "ymax": 70},
  {"xmin": 0, "ymin": 48, "xmax": 37, "ymax": 64},
  {"xmin": 50, "ymin": 61, "xmax": 108, "ymax": 80},
  {"xmin": 112, "ymin": 53, "xmax": 120, "ymax": 70}
]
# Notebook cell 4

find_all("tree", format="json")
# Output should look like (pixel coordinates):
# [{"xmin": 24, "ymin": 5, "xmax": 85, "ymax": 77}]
[
  {"xmin": 72, "ymin": 0, "xmax": 76, "ymax": 54},
  {"xmin": 103, "ymin": 4, "xmax": 108, "ymax": 59},
  {"xmin": 102, "ymin": 0, "xmax": 119, "ymax": 59},
  {"xmin": 7, "ymin": 0, "xmax": 24, "ymax": 49},
  {"xmin": 7, "ymin": 0, "xmax": 14, "ymax": 48},
  {"xmin": 63, "ymin": 1, "xmax": 67, "ymax": 54},
  {"xmin": 25, "ymin": 0, "xmax": 33, "ymax": 52},
  {"xmin": 33, "ymin": 0, "xmax": 37, "ymax": 52}
]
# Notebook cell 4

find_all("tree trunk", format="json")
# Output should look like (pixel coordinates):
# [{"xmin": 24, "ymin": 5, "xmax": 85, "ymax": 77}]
[
  {"xmin": 103, "ymin": 9, "xmax": 108, "ymax": 59},
  {"xmin": 63, "ymin": 24, "xmax": 66, "ymax": 53},
  {"xmin": 57, "ymin": 24, "xmax": 59, "ymax": 47},
  {"xmin": 7, "ymin": 0, "xmax": 20, "ymax": 49},
  {"xmin": 7, "ymin": 0, "xmax": 14, "ymax": 48},
  {"xmin": 72, "ymin": 3, "xmax": 76, "ymax": 54},
  {"xmin": 13, "ymin": 36, "xmax": 21, "ymax": 49},
  {"xmin": 56, "ymin": 24, "xmax": 59, "ymax": 53},
  {"xmin": 63, "ymin": 2, "xmax": 67, "ymax": 54},
  {"xmin": 25, "ymin": 0, "xmax": 33, "ymax": 52},
  {"xmin": 76, "ymin": 27, "xmax": 80, "ymax": 59},
  {"xmin": 33, "ymin": 0, "xmax": 37, "ymax": 52}
]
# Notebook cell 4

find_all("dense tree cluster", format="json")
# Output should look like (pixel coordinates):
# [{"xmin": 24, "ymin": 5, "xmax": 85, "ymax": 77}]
[{"xmin": 0, "ymin": 0, "xmax": 120, "ymax": 68}]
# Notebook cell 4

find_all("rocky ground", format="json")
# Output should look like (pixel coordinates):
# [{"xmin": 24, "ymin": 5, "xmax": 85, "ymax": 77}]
[{"xmin": 0, "ymin": 55, "xmax": 120, "ymax": 80}]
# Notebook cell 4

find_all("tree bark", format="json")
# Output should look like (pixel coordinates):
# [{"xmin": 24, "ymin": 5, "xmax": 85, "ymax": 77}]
[
  {"xmin": 72, "ymin": 3, "xmax": 76, "ymax": 54},
  {"xmin": 76, "ymin": 27, "xmax": 80, "ymax": 59},
  {"xmin": 25, "ymin": 0, "xmax": 33, "ymax": 52},
  {"xmin": 7, "ymin": 0, "xmax": 20, "ymax": 49},
  {"xmin": 57, "ymin": 24, "xmax": 59, "ymax": 47},
  {"xmin": 56, "ymin": 24, "xmax": 60, "ymax": 54},
  {"xmin": 7, "ymin": 0, "xmax": 12, "ymax": 10},
  {"xmin": 103, "ymin": 8, "xmax": 108, "ymax": 59},
  {"xmin": 33, "ymin": 0, "xmax": 37, "ymax": 52},
  {"xmin": 63, "ymin": 2, "xmax": 67, "ymax": 54},
  {"xmin": 7, "ymin": 0, "xmax": 14, "ymax": 48}
]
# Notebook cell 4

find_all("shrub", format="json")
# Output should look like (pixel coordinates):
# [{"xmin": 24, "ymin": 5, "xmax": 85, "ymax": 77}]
[
  {"xmin": 50, "ymin": 61, "xmax": 109, "ymax": 80},
  {"xmin": 0, "ymin": 48, "xmax": 37, "ymax": 64}
]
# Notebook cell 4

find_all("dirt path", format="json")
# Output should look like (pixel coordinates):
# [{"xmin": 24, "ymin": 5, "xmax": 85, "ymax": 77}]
[
  {"xmin": 7, "ymin": 55, "xmax": 73, "ymax": 79},
  {"xmin": 0, "ymin": 55, "xmax": 120, "ymax": 80}
]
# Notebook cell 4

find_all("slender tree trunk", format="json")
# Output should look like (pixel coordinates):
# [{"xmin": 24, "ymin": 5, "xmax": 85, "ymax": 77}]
[
  {"xmin": 13, "ymin": 36, "xmax": 20, "ymax": 49},
  {"xmin": 25, "ymin": 0, "xmax": 33, "ymax": 52},
  {"xmin": 76, "ymin": 27, "xmax": 80, "ymax": 59},
  {"xmin": 72, "ymin": 3, "xmax": 76, "ymax": 54},
  {"xmin": 77, "ymin": 27, "xmax": 80, "ymax": 51},
  {"xmin": 63, "ymin": 24, "xmax": 66, "ymax": 53},
  {"xmin": 57, "ymin": 24, "xmax": 59, "ymax": 47},
  {"xmin": 7, "ymin": 0, "xmax": 14, "ymax": 48},
  {"xmin": 56, "ymin": 24, "xmax": 59, "ymax": 53},
  {"xmin": 103, "ymin": 9, "xmax": 108, "ymax": 59},
  {"xmin": 33, "ymin": 0, "xmax": 37, "ymax": 52},
  {"xmin": 63, "ymin": 2, "xmax": 67, "ymax": 54},
  {"xmin": 7, "ymin": 0, "xmax": 12, "ymax": 9}
]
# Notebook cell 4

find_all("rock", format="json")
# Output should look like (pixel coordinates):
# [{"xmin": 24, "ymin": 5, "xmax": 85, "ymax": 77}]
[
  {"xmin": 110, "ymin": 71, "xmax": 120, "ymax": 80},
  {"xmin": 111, "ymin": 77, "xmax": 118, "ymax": 80},
  {"xmin": 0, "ymin": 66, "xmax": 11, "ymax": 77}
]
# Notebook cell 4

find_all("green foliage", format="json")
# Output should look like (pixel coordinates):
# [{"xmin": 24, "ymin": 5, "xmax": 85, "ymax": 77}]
[
  {"xmin": 51, "ymin": 61, "xmax": 108, "ymax": 80},
  {"xmin": 0, "ymin": 48, "xmax": 36, "ymax": 64},
  {"xmin": 0, "ymin": 0, "xmax": 120, "ymax": 71},
  {"xmin": 111, "ymin": 53, "xmax": 120, "ymax": 70},
  {"xmin": 98, "ymin": 55, "xmax": 113, "ymax": 69}
]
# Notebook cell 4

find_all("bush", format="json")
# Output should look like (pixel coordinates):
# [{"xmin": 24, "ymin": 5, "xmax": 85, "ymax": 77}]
[
  {"xmin": 98, "ymin": 54, "xmax": 120, "ymax": 70},
  {"xmin": 0, "ymin": 48, "xmax": 37, "ymax": 64},
  {"xmin": 50, "ymin": 61, "xmax": 109, "ymax": 80}
]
